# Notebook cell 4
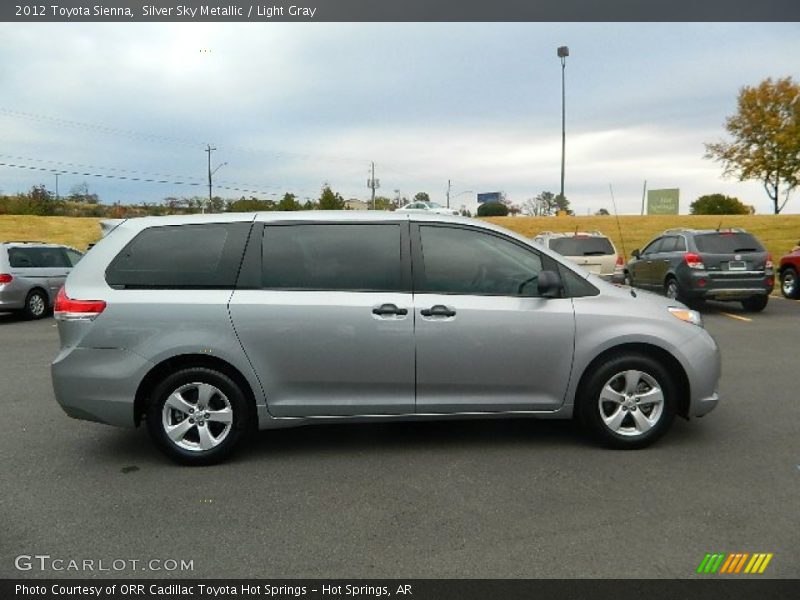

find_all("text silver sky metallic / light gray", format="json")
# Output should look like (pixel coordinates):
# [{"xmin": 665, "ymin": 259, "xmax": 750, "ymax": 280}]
[{"xmin": 51, "ymin": 212, "xmax": 720, "ymax": 465}]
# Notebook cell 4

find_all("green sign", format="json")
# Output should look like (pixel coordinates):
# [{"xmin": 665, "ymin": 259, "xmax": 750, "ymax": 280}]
[{"xmin": 647, "ymin": 189, "xmax": 680, "ymax": 215}]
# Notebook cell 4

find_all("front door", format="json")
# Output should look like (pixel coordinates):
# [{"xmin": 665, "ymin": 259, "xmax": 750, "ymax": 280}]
[{"xmin": 411, "ymin": 224, "xmax": 575, "ymax": 413}]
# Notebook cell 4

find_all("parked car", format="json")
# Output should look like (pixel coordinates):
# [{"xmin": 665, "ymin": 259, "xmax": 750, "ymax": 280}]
[
  {"xmin": 623, "ymin": 228, "xmax": 774, "ymax": 311},
  {"xmin": 52, "ymin": 212, "xmax": 720, "ymax": 464},
  {"xmin": 532, "ymin": 231, "xmax": 624, "ymax": 282},
  {"xmin": 778, "ymin": 243, "xmax": 800, "ymax": 299},
  {"xmin": 0, "ymin": 241, "xmax": 83, "ymax": 319},
  {"xmin": 396, "ymin": 201, "xmax": 459, "ymax": 216}
]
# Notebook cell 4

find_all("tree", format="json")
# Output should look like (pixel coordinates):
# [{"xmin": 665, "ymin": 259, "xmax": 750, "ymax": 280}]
[
  {"xmin": 526, "ymin": 191, "xmax": 558, "ymax": 216},
  {"xmin": 277, "ymin": 192, "xmax": 300, "ymax": 211},
  {"xmin": 68, "ymin": 181, "xmax": 98, "ymax": 204},
  {"xmin": 690, "ymin": 194, "xmax": 751, "ymax": 215},
  {"xmin": 554, "ymin": 194, "xmax": 572, "ymax": 215},
  {"xmin": 371, "ymin": 196, "xmax": 394, "ymax": 211},
  {"xmin": 705, "ymin": 77, "xmax": 800, "ymax": 214},
  {"xmin": 318, "ymin": 185, "xmax": 345, "ymax": 210},
  {"xmin": 477, "ymin": 202, "xmax": 509, "ymax": 217},
  {"xmin": 413, "ymin": 192, "xmax": 430, "ymax": 203},
  {"xmin": 595, "ymin": 208, "xmax": 610, "ymax": 216}
]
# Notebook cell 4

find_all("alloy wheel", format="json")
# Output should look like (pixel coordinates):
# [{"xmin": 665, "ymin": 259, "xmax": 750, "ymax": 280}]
[
  {"xmin": 597, "ymin": 369, "xmax": 665, "ymax": 437},
  {"xmin": 161, "ymin": 382, "xmax": 234, "ymax": 452}
]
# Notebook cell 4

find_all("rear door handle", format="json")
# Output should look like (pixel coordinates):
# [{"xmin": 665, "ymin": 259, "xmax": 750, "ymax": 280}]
[
  {"xmin": 372, "ymin": 303, "xmax": 408, "ymax": 316},
  {"xmin": 420, "ymin": 305, "xmax": 456, "ymax": 317}
]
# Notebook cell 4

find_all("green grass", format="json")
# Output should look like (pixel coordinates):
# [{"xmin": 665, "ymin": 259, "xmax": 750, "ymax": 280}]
[
  {"xmin": 1, "ymin": 213, "xmax": 798, "ymax": 262},
  {"xmin": 484, "ymin": 214, "xmax": 800, "ymax": 262},
  {"xmin": 0, "ymin": 216, "xmax": 103, "ymax": 251}
]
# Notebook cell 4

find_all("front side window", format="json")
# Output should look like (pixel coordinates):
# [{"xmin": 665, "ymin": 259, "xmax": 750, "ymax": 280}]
[
  {"xmin": 261, "ymin": 224, "xmax": 403, "ymax": 292},
  {"xmin": 106, "ymin": 222, "xmax": 251, "ymax": 288},
  {"xmin": 642, "ymin": 237, "xmax": 664, "ymax": 255},
  {"xmin": 418, "ymin": 226, "xmax": 543, "ymax": 296},
  {"xmin": 63, "ymin": 248, "xmax": 83, "ymax": 266}
]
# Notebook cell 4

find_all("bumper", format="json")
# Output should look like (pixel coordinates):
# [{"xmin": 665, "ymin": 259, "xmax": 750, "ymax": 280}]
[
  {"xmin": 51, "ymin": 346, "xmax": 153, "ymax": 428},
  {"xmin": 680, "ymin": 271, "xmax": 773, "ymax": 300},
  {"xmin": 680, "ymin": 329, "xmax": 721, "ymax": 418}
]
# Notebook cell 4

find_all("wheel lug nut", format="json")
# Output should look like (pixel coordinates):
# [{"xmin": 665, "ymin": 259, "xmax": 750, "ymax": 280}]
[
  {"xmin": 189, "ymin": 418, "xmax": 195, "ymax": 424},
  {"xmin": 189, "ymin": 408, "xmax": 194, "ymax": 414},
  {"xmin": 204, "ymin": 413, "xmax": 210, "ymax": 419}
]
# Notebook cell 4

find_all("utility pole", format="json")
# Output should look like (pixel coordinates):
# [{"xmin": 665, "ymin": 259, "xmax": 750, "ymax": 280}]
[
  {"xmin": 206, "ymin": 144, "xmax": 216, "ymax": 210},
  {"xmin": 641, "ymin": 180, "xmax": 648, "ymax": 215},
  {"xmin": 367, "ymin": 162, "xmax": 379, "ymax": 209},
  {"xmin": 55, "ymin": 173, "xmax": 59, "ymax": 201},
  {"xmin": 446, "ymin": 179, "xmax": 451, "ymax": 208}
]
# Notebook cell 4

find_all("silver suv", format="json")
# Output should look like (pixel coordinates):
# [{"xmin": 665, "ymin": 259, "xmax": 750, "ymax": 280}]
[
  {"xmin": 0, "ymin": 241, "xmax": 83, "ymax": 319},
  {"xmin": 51, "ymin": 212, "xmax": 720, "ymax": 464},
  {"xmin": 533, "ymin": 231, "xmax": 623, "ymax": 282}
]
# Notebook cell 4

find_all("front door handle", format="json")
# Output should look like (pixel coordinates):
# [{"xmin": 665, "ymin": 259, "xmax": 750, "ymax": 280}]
[
  {"xmin": 372, "ymin": 303, "xmax": 408, "ymax": 316},
  {"xmin": 420, "ymin": 305, "xmax": 456, "ymax": 317}
]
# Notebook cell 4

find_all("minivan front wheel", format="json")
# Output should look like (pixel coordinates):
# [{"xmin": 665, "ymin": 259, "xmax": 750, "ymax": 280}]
[
  {"xmin": 577, "ymin": 354, "xmax": 677, "ymax": 449},
  {"xmin": 146, "ymin": 368, "xmax": 251, "ymax": 465}
]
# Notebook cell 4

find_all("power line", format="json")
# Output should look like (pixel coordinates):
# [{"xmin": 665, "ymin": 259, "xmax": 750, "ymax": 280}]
[
  {"xmin": 0, "ymin": 160, "xmax": 305, "ymax": 198},
  {"xmin": 0, "ymin": 106, "xmax": 371, "ymax": 167}
]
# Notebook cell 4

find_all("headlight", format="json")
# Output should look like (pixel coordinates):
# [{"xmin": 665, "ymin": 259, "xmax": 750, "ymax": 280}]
[{"xmin": 668, "ymin": 307, "xmax": 703, "ymax": 327}]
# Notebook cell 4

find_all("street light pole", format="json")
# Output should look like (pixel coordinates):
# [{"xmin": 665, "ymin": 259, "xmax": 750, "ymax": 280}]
[{"xmin": 557, "ymin": 46, "xmax": 569, "ymax": 205}]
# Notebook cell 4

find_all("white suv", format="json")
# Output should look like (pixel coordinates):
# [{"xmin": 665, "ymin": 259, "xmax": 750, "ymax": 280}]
[{"xmin": 533, "ymin": 231, "xmax": 623, "ymax": 282}]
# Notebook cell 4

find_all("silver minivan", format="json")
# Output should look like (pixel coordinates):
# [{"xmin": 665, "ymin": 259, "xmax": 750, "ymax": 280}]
[
  {"xmin": 0, "ymin": 241, "xmax": 83, "ymax": 319},
  {"xmin": 51, "ymin": 212, "xmax": 720, "ymax": 464}
]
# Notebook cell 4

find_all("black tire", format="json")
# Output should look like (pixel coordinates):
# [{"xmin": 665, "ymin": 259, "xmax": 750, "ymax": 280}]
[
  {"xmin": 23, "ymin": 289, "xmax": 49, "ymax": 320},
  {"xmin": 780, "ymin": 267, "xmax": 800, "ymax": 299},
  {"xmin": 623, "ymin": 271, "xmax": 633, "ymax": 286},
  {"xmin": 741, "ymin": 295, "xmax": 769, "ymax": 312},
  {"xmin": 576, "ymin": 353, "xmax": 677, "ymax": 450},
  {"xmin": 146, "ymin": 367, "xmax": 252, "ymax": 465},
  {"xmin": 664, "ymin": 276, "xmax": 683, "ymax": 303}
]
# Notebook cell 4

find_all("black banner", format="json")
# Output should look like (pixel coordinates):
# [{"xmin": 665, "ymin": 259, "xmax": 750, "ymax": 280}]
[
  {"xmin": 3, "ymin": 0, "xmax": 800, "ymax": 22},
  {"xmin": 2, "ymin": 580, "xmax": 799, "ymax": 600}
]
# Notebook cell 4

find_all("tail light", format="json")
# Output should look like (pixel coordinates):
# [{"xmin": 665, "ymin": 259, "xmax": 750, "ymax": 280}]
[
  {"xmin": 765, "ymin": 253, "xmax": 773, "ymax": 269},
  {"xmin": 0, "ymin": 274, "xmax": 12, "ymax": 284},
  {"xmin": 684, "ymin": 252, "xmax": 705, "ymax": 269},
  {"xmin": 54, "ymin": 286, "xmax": 106, "ymax": 321},
  {"xmin": 614, "ymin": 255, "xmax": 624, "ymax": 272}
]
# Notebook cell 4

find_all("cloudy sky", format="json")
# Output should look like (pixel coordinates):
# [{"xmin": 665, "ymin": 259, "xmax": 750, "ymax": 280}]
[{"xmin": 1, "ymin": 22, "xmax": 799, "ymax": 214}]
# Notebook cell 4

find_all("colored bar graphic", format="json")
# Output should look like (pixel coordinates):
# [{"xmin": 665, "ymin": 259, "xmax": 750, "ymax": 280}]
[{"xmin": 699, "ymin": 553, "xmax": 773, "ymax": 575}]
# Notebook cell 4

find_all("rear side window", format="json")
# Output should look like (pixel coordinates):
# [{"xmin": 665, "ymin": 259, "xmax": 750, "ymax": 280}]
[
  {"xmin": 64, "ymin": 248, "xmax": 83, "ymax": 266},
  {"xmin": 106, "ymin": 222, "xmax": 251, "ymax": 288},
  {"xmin": 693, "ymin": 232, "xmax": 764, "ymax": 254},
  {"xmin": 261, "ymin": 224, "xmax": 403, "ymax": 292},
  {"xmin": 549, "ymin": 237, "xmax": 614, "ymax": 256},
  {"xmin": 8, "ymin": 247, "xmax": 70, "ymax": 268}
]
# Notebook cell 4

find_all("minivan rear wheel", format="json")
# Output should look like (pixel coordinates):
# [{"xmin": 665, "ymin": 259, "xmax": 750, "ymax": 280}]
[
  {"xmin": 146, "ymin": 368, "xmax": 251, "ymax": 465},
  {"xmin": 577, "ymin": 354, "xmax": 677, "ymax": 449},
  {"xmin": 23, "ymin": 289, "xmax": 48, "ymax": 320}
]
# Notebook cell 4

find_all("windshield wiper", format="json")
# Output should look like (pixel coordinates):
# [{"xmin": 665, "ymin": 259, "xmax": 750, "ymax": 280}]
[
  {"xmin": 733, "ymin": 247, "xmax": 757, "ymax": 252},
  {"xmin": 582, "ymin": 251, "xmax": 608, "ymax": 256}
]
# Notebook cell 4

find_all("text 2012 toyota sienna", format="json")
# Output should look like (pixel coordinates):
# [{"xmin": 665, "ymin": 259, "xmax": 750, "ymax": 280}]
[{"xmin": 51, "ymin": 212, "xmax": 720, "ymax": 465}]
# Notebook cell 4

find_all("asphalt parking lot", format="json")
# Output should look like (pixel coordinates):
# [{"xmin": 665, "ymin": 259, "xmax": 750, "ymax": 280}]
[{"xmin": 0, "ymin": 297, "xmax": 798, "ymax": 579}]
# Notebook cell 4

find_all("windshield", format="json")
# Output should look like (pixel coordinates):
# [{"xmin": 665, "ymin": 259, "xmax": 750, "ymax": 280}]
[
  {"xmin": 427, "ymin": 202, "xmax": 444, "ymax": 208},
  {"xmin": 549, "ymin": 237, "xmax": 614, "ymax": 256},
  {"xmin": 693, "ymin": 232, "xmax": 764, "ymax": 254}
]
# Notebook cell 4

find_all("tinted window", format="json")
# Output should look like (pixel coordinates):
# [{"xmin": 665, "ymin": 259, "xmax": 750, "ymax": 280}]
[
  {"xmin": 8, "ymin": 247, "xmax": 38, "ymax": 268},
  {"xmin": 658, "ymin": 237, "xmax": 678, "ymax": 253},
  {"xmin": 261, "ymin": 224, "xmax": 402, "ymax": 292},
  {"xmin": 106, "ymin": 222, "xmax": 251, "ymax": 288},
  {"xmin": 693, "ymin": 232, "xmax": 764, "ymax": 254},
  {"xmin": 419, "ymin": 226, "xmax": 543, "ymax": 296},
  {"xmin": 642, "ymin": 237, "xmax": 664, "ymax": 255},
  {"xmin": 674, "ymin": 236, "xmax": 687, "ymax": 252},
  {"xmin": 549, "ymin": 236, "xmax": 614, "ymax": 256},
  {"xmin": 8, "ymin": 247, "xmax": 69, "ymax": 268},
  {"xmin": 558, "ymin": 264, "xmax": 599, "ymax": 297}
]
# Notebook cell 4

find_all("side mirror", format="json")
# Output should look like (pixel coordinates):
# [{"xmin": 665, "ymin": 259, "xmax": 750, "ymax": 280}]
[
  {"xmin": 631, "ymin": 249, "xmax": 640, "ymax": 259},
  {"xmin": 537, "ymin": 270, "xmax": 562, "ymax": 298}
]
